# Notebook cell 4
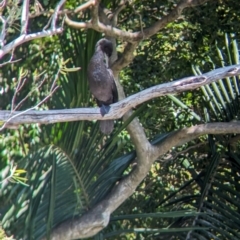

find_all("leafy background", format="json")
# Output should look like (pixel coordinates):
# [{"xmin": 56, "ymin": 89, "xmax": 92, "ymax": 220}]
[{"xmin": 1, "ymin": 0, "xmax": 240, "ymax": 239}]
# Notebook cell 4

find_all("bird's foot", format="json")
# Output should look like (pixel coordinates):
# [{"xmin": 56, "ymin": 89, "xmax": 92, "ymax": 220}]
[{"xmin": 100, "ymin": 105, "xmax": 110, "ymax": 116}]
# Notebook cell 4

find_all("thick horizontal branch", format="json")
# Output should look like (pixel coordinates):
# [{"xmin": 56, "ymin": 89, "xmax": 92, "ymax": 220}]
[{"xmin": 1, "ymin": 64, "xmax": 240, "ymax": 126}]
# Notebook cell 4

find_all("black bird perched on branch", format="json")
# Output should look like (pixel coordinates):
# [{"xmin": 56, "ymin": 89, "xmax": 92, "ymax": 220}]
[{"xmin": 87, "ymin": 38, "xmax": 118, "ymax": 134}]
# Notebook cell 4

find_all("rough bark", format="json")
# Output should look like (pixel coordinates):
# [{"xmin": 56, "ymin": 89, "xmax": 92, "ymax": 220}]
[{"xmin": 1, "ymin": 64, "xmax": 239, "ymax": 127}]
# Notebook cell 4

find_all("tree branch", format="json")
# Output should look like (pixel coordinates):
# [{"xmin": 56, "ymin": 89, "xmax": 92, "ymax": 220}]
[
  {"xmin": 65, "ymin": 0, "xmax": 211, "ymax": 42},
  {"xmin": 20, "ymin": 0, "xmax": 29, "ymax": 34},
  {"xmin": 134, "ymin": 0, "xmax": 210, "ymax": 41},
  {"xmin": 152, "ymin": 122, "xmax": 240, "ymax": 157},
  {"xmin": 0, "ymin": 0, "xmax": 66, "ymax": 60},
  {"xmin": 111, "ymin": 0, "xmax": 128, "ymax": 27},
  {"xmin": 51, "ymin": 0, "xmax": 66, "ymax": 30},
  {"xmin": 0, "ymin": 29, "xmax": 63, "ymax": 59},
  {"xmin": 65, "ymin": 0, "xmax": 212, "ymax": 81},
  {"xmin": 74, "ymin": 0, "xmax": 95, "ymax": 13},
  {"xmin": 48, "ymin": 121, "xmax": 240, "ymax": 240},
  {"xmin": 0, "ymin": 64, "xmax": 239, "ymax": 126},
  {"xmin": 112, "ymin": 42, "xmax": 138, "ymax": 74}
]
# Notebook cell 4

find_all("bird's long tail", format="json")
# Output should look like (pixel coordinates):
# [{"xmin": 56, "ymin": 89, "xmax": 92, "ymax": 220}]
[{"xmin": 100, "ymin": 120, "xmax": 114, "ymax": 134}]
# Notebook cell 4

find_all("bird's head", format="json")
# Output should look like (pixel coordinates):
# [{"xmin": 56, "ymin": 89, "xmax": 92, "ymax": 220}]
[{"xmin": 95, "ymin": 38, "xmax": 113, "ymax": 57}]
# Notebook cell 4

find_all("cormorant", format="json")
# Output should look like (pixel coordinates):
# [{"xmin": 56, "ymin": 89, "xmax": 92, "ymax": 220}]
[{"xmin": 87, "ymin": 38, "xmax": 118, "ymax": 134}]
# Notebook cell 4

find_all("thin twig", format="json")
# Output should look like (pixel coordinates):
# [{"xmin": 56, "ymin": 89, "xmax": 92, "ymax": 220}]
[
  {"xmin": 0, "ymin": 68, "xmax": 61, "ymax": 131},
  {"xmin": 13, "ymin": 76, "xmax": 48, "ymax": 111},
  {"xmin": 29, "ymin": 9, "xmax": 73, "ymax": 19},
  {"xmin": 112, "ymin": 0, "xmax": 128, "ymax": 26},
  {"xmin": 51, "ymin": 0, "xmax": 66, "ymax": 30},
  {"xmin": 0, "ymin": 85, "xmax": 59, "ymax": 131},
  {"xmin": 0, "ymin": 15, "xmax": 7, "ymax": 47},
  {"xmin": 0, "ymin": 50, "xmax": 21, "ymax": 67},
  {"xmin": 0, "ymin": 28, "xmax": 63, "ymax": 59},
  {"xmin": 11, "ymin": 76, "xmax": 28, "ymax": 111}
]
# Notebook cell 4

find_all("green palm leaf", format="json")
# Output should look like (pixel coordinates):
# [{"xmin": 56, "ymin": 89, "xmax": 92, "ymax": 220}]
[{"xmin": 161, "ymin": 33, "xmax": 240, "ymax": 239}]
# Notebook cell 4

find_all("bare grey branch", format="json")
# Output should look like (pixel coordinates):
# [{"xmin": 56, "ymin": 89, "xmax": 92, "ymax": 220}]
[{"xmin": 0, "ymin": 64, "xmax": 239, "ymax": 126}]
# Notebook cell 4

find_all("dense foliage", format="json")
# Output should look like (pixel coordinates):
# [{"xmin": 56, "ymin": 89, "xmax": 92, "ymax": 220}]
[{"xmin": 1, "ymin": 0, "xmax": 240, "ymax": 239}]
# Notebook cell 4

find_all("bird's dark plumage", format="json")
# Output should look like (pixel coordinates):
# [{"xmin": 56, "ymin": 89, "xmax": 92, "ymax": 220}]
[{"xmin": 87, "ymin": 38, "xmax": 118, "ymax": 134}]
